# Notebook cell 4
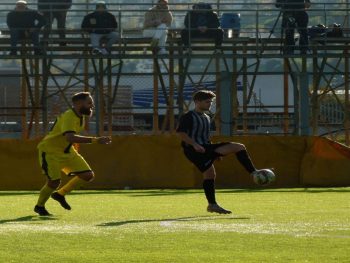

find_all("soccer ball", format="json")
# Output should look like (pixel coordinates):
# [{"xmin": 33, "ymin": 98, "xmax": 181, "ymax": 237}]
[{"xmin": 253, "ymin": 169, "xmax": 276, "ymax": 186}]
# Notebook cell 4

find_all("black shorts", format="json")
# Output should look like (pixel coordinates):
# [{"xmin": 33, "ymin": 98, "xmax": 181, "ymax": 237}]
[{"xmin": 182, "ymin": 143, "xmax": 230, "ymax": 173}]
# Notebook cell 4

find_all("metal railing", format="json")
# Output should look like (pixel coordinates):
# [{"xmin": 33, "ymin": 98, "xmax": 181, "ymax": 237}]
[
  {"xmin": 0, "ymin": 1, "xmax": 348, "ymax": 143},
  {"xmin": 0, "ymin": 1, "xmax": 349, "ymax": 37}
]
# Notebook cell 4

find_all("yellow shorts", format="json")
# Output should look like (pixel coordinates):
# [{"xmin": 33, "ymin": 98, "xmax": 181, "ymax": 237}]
[{"xmin": 38, "ymin": 151, "xmax": 92, "ymax": 181}]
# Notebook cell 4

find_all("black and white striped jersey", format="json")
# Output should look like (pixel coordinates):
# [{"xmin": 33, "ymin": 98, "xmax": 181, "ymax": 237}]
[{"xmin": 176, "ymin": 110, "xmax": 211, "ymax": 146}]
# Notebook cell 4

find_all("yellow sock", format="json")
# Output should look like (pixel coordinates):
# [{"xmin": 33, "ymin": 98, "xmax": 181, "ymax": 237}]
[
  {"xmin": 58, "ymin": 176, "xmax": 86, "ymax": 196},
  {"xmin": 37, "ymin": 184, "xmax": 55, "ymax": 207}
]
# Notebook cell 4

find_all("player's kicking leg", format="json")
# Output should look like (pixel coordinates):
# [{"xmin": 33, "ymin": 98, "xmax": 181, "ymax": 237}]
[
  {"xmin": 34, "ymin": 179, "xmax": 61, "ymax": 216},
  {"xmin": 51, "ymin": 171, "xmax": 95, "ymax": 210},
  {"xmin": 214, "ymin": 142, "xmax": 257, "ymax": 176},
  {"xmin": 203, "ymin": 165, "xmax": 232, "ymax": 214}
]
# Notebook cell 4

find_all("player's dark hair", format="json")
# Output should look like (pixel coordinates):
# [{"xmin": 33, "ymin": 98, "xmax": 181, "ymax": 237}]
[
  {"xmin": 193, "ymin": 90, "xmax": 216, "ymax": 101},
  {"xmin": 72, "ymin": 92, "xmax": 91, "ymax": 103}
]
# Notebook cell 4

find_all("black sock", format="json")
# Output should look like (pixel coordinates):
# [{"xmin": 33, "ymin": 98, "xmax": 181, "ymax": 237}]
[
  {"xmin": 236, "ymin": 150, "xmax": 256, "ymax": 173},
  {"xmin": 203, "ymin": 179, "xmax": 217, "ymax": 205}
]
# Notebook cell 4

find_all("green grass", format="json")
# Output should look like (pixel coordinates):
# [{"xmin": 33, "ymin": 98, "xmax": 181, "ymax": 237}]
[{"xmin": 0, "ymin": 188, "xmax": 349, "ymax": 263}]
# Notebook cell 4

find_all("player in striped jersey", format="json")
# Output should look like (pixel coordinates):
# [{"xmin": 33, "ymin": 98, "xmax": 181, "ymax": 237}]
[{"xmin": 177, "ymin": 90, "xmax": 259, "ymax": 214}]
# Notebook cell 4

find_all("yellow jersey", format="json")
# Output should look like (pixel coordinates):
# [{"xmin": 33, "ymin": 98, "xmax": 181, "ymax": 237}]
[{"xmin": 38, "ymin": 109, "xmax": 86, "ymax": 154}]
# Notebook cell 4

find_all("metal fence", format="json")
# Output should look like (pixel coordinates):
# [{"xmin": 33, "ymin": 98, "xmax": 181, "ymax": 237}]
[{"xmin": 0, "ymin": 1, "xmax": 349, "ymax": 141}]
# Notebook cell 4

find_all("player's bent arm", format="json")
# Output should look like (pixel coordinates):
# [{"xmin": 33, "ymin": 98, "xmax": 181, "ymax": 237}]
[
  {"xmin": 176, "ymin": 132, "xmax": 205, "ymax": 153},
  {"xmin": 177, "ymin": 132, "xmax": 196, "ymax": 146},
  {"xmin": 65, "ymin": 132, "xmax": 112, "ymax": 145}
]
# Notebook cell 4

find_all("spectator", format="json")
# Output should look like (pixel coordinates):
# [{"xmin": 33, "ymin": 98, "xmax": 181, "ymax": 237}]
[
  {"xmin": 143, "ymin": 0, "xmax": 173, "ymax": 55},
  {"xmin": 181, "ymin": 2, "xmax": 224, "ymax": 51},
  {"xmin": 38, "ymin": 0, "xmax": 72, "ymax": 46},
  {"xmin": 7, "ymin": 0, "xmax": 46, "ymax": 55},
  {"xmin": 277, "ymin": 0, "xmax": 311, "ymax": 54},
  {"xmin": 81, "ymin": 1, "xmax": 118, "ymax": 55}
]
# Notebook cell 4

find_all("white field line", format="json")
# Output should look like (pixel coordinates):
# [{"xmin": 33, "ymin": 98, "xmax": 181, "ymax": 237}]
[
  {"xmin": 159, "ymin": 221, "xmax": 350, "ymax": 238},
  {"xmin": 0, "ymin": 220, "xmax": 349, "ymax": 239},
  {"xmin": 0, "ymin": 223, "xmax": 106, "ymax": 235}
]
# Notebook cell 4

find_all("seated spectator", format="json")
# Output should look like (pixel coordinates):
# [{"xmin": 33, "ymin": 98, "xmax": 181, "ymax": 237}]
[
  {"xmin": 81, "ymin": 1, "xmax": 118, "ymax": 55},
  {"xmin": 143, "ymin": 0, "xmax": 173, "ymax": 55},
  {"xmin": 38, "ymin": 0, "xmax": 72, "ymax": 46},
  {"xmin": 7, "ymin": 1, "xmax": 46, "ymax": 55},
  {"xmin": 181, "ymin": 2, "xmax": 224, "ymax": 50}
]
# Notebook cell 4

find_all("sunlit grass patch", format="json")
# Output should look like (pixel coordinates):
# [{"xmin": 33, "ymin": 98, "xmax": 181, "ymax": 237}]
[{"xmin": 0, "ymin": 188, "xmax": 349, "ymax": 262}]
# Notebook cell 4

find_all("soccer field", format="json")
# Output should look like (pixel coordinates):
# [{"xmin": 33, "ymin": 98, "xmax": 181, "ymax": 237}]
[{"xmin": 0, "ymin": 189, "xmax": 349, "ymax": 263}]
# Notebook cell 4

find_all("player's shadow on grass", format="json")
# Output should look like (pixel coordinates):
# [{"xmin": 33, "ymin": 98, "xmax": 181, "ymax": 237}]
[
  {"xmin": 0, "ymin": 215, "xmax": 58, "ymax": 224},
  {"xmin": 71, "ymin": 190, "xmax": 202, "ymax": 197},
  {"xmin": 218, "ymin": 188, "xmax": 350, "ymax": 193},
  {"xmin": 97, "ymin": 215, "xmax": 250, "ymax": 227},
  {"xmin": 0, "ymin": 192, "xmax": 37, "ymax": 196},
  {"xmin": 67, "ymin": 188, "xmax": 350, "ymax": 196}
]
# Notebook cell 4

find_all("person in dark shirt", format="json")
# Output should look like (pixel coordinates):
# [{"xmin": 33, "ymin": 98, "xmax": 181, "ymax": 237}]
[
  {"xmin": 7, "ymin": 0, "xmax": 46, "ymax": 55},
  {"xmin": 177, "ymin": 90, "xmax": 262, "ymax": 214},
  {"xmin": 38, "ymin": 0, "xmax": 72, "ymax": 46},
  {"xmin": 181, "ymin": 2, "xmax": 224, "ymax": 50},
  {"xmin": 81, "ymin": 1, "xmax": 118, "ymax": 55},
  {"xmin": 277, "ymin": 0, "xmax": 311, "ymax": 54}
]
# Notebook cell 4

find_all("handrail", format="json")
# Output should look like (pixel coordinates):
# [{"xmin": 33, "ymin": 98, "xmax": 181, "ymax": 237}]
[{"xmin": 0, "ymin": 2, "xmax": 348, "ymax": 40}]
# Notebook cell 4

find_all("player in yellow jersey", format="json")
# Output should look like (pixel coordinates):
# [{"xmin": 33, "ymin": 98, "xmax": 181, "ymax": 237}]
[{"xmin": 34, "ymin": 92, "xmax": 111, "ymax": 216}]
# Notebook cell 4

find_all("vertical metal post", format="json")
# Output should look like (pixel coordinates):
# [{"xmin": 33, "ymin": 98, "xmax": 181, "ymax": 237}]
[
  {"xmin": 21, "ymin": 64, "xmax": 28, "ymax": 139},
  {"xmin": 255, "ymin": 8, "xmax": 259, "ymax": 50},
  {"xmin": 178, "ymin": 43, "xmax": 184, "ymax": 116},
  {"xmin": 41, "ymin": 58, "xmax": 48, "ymax": 133},
  {"xmin": 242, "ymin": 46, "xmax": 248, "ymax": 132},
  {"xmin": 300, "ymin": 57, "xmax": 310, "ymax": 135},
  {"xmin": 153, "ymin": 57, "xmax": 159, "ymax": 133},
  {"xmin": 215, "ymin": 52, "xmax": 221, "ymax": 135},
  {"xmin": 84, "ymin": 53, "xmax": 90, "ymax": 132},
  {"xmin": 169, "ymin": 42, "xmax": 175, "ymax": 132},
  {"xmin": 118, "ymin": 5, "xmax": 122, "ymax": 39},
  {"xmin": 85, "ymin": 0, "xmax": 92, "ymax": 133},
  {"xmin": 95, "ymin": 66, "xmax": 100, "ymax": 135},
  {"xmin": 290, "ymin": 58, "xmax": 300, "ymax": 135},
  {"xmin": 347, "ymin": 0, "xmax": 350, "ymax": 38},
  {"xmin": 107, "ymin": 58, "xmax": 113, "ymax": 136},
  {"xmin": 34, "ymin": 58, "xmax": 40, "ymax": 137},
  {"xmin": 232, "ymin": 43, "xmax": 238, "ymax": 133},
  {"xmin": 283, "ymin": 58, "xmax": 289, "ymax": 134},
  {"xmin": 220, "ymin": 71, "xmax": 233, "ymax": 136},
  {"xmin": 95, "ymin": 58, "xmax": 104, "ymax": 136},
  {"xmin": 311, "ymin": 51, "xmax": 319, "ymax": 135},
  {"xmin": 344, "ymin": 47, "xmax": 349, "ymax": 145},
  {"xmin": 99, "ymin": 58, "xmax": 105, "ymax": 136}
]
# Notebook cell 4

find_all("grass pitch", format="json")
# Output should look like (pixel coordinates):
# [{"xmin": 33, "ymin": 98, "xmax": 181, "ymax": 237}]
[{"xmin": 0, "ymin": 188, "xmax": 349, "ymax": 263}]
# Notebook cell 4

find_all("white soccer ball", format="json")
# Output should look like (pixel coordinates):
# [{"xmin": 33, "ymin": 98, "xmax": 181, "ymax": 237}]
[{"xmin": 253, "ymin": 169, "xmax": 276, "ymax": 186}]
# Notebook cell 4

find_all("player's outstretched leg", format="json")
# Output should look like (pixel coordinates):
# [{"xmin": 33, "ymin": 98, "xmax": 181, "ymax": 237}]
[
  {"xmin": 34, "ymin": 179, "xmax": 60, "ymax": 216},
  {"xmin": 215, "ymin": 143, "xmax": 257, "ymax": 176},
  {"xmin": 51, "ymin": 171, "xmax": 95, "ymax": 210},
  {"xmin": 203, "ymin": 166, "xmax": 232, "ymax": 215}
]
